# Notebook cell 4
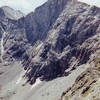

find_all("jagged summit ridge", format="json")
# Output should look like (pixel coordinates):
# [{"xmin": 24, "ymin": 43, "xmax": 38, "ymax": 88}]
[
  {"xmin": 25, "ymin": 0, "xmax": 71, "ymax": 44},
  {"xmin": 1, "ymin": 6, "xmax": 24, "ymax": 20}
]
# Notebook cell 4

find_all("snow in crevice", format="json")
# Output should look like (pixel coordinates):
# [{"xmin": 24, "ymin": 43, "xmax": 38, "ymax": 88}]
[
  {"xmin": 1, "ymin": 31, "xmax": 6, "ymax": 62},
  {"xmin": 30, "ymin": 78, "xmax": 42, "ymax": 90}
]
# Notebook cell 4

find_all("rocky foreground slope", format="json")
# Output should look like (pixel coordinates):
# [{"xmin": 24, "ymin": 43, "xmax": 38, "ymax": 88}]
[
  {"xmin": 0, "ymin": 0, "xmax": 100, "ymax": 100},
  {"xmin": 61, "ymin": 33, "xmax": 100, "ymax": 100}
]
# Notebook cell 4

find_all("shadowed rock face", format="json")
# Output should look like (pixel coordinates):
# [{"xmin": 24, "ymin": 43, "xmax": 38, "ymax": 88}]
[
  {"xmin": 25, "ymin": 0, "xmax": 70, "ymax": 44},
  {"xmin": 0, "ymin": 0, "xmax": 100, "ymax": 86}
]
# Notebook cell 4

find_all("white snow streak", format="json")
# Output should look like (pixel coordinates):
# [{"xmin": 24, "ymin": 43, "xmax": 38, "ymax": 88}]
[
  {"xmin": 30, "ymin": 78, "xmax": 41, "ymax": 90},
  {"xmin": 1, "ymin": 32, "xmax": 6, "ymax": 61}
]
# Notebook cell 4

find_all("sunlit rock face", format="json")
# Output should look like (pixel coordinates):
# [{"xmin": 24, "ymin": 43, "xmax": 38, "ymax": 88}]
[{"xmin": 0, "ymin": 0, "xmax": 100, "ymax": 96}]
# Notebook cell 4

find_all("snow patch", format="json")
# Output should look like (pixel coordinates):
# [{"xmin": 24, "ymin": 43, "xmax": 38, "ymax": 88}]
[
  {"xmin": 30, "ymin": 78, "xmax": 42, "ymax": 90},
  {"xmin": 36, "ymin": 43, "xmax": 43, "ymax": 50},
  {"xmin": 1, "ymin": 32, "xmax": 6, "ymax": 61},
  {"xmin": 16, "ymin": 76, "xmax": 22, "ymax": 85},
  {"xmin": 16, "ymin": 71, "xmax": 25, "ymax": 85}
]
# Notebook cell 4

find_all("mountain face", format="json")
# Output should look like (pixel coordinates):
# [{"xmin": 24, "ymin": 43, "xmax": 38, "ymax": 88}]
[
  {"xmin": 25, "ymin": 0, "xmax": 70, "ymax": 44},
  {"xmin": 0, "ymin": 0, "xmax": 100, "ymax": 100},
  {"xmin": 1, "ymin": 6, "xmax": 24, "ymax": 20}
]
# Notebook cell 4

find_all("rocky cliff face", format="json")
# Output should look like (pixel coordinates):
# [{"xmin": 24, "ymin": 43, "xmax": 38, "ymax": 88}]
[
  {"xmin": 22, "ymin": 0, "xmax": 100, "ymax": 84},
  {"xmin": 0, "ymin": 0, "xmax": 100, "ymax": 99},
  {"xmin": 0, "ymin": 7, "xmax": 25, "ymax": 62}
]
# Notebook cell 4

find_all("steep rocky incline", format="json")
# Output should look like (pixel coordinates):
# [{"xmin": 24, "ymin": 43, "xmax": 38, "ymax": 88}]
[
  {"xmin": 0, "ymin": 7, "xmax": 26, "ymax": 62},
  {"xmin": 0, "ymin": 6, "xmax": 25, "ymax": 63},
  {"xmin": 0, "ymin": 0, "xmax": 100, "ymax": 89},
  {"xmin": 61, "ymin": 34, "xmax": 100, "ymax": 100}
]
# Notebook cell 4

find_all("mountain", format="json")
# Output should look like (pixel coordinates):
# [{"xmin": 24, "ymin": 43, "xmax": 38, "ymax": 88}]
[
  {"xmin": 1, "ymin": 6, "xmax": 24, "ymax": 20},
  {"xmin": 25, "ymin": 0, "xmax": 70, "ymax": 44},
  {"xmin": 0, "ymin": 0, "xmax": 100, "ymax": 100}
]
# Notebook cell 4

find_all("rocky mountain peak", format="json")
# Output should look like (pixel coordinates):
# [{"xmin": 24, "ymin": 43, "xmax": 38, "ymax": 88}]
[
  {"xmin": 25, "ymin": 0, "xmax": 71, "ymax": 44},
  {"xmin": 1, "ymin": 6, "xmax": 24, "ymax": 20},
  {"xmin": 0, "ymin": 0, "xmax": 100, "ymax": 100}
]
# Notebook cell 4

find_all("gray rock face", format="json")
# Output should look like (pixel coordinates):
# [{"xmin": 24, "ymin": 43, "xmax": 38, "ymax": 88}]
[
  {"xmin": 25, "ymin": 0, "xmax": 70, "ymax": 44},
  {"xmin": 23, "ymin": 1, "xmax": 100, "ymax": 83},
  {"xmin": 0, "ymin": 0, "xmax": 100, "ymax": 85}
]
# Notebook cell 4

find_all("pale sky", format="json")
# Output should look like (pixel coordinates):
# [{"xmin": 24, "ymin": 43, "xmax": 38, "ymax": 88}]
[
  {"xmin": 79, "ymin": 0, "xmax": 100, "ymax": 7},
  {"xmin": 0, "ymin": 0, "xmax": 100, "ymax": 14},
  {"xmin": 0, "ymin": 0, "xmax": 47, "ymax": 14}
]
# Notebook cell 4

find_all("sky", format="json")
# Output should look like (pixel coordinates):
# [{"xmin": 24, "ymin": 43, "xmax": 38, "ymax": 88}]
[
  {"xmin": 0, "ymin": 0, "xmax": 100, "ymax": 14},
  {"xmin": 0, "ymin": 0, "xmax": 47, "ymax": 14},
  {"xmin": 79, "ymin": 0, "xmax": 100, "ymax": 7}
]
